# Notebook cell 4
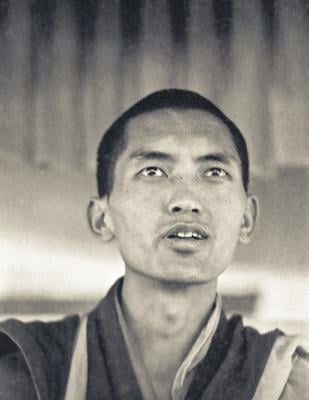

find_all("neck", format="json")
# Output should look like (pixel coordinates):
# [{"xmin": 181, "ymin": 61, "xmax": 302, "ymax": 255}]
[
  {"xmin": 120, "ymin": 270, "xmax": 218, "ymax": 399},
  {"xmin": 121, "ymin": 270, "xmax": 217, "ymax": 349}
]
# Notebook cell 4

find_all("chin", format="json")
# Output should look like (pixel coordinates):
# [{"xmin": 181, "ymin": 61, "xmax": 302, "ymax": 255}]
[
  {"xmin": 126, "ymin": 257, "xmax": 227, "ymax": 285},
  {"xmin": 147, "ymin": 267, "xmax": 219, "ymax": 286}
]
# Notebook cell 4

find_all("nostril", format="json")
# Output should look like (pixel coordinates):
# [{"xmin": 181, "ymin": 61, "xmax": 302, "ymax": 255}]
[{"xmin": 170, "ymin": 206, "xmax": 200, "ymax": 214}]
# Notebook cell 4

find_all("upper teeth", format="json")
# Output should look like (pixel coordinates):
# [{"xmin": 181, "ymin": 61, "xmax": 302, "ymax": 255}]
[{"xmin": 174, "ymin": 232, "xmax": 203, "ymax": 239}]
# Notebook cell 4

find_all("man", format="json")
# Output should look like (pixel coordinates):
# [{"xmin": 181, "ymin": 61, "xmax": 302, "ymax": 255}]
[{"xmin": 0, "ymin": 89, "xmax": 308, "ymax": 399}]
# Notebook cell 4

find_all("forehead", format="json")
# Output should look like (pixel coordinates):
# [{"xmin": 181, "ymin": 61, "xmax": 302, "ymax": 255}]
[{"xmin": 124, "ymin": 108, "xmax": 239, "ymax": 158}]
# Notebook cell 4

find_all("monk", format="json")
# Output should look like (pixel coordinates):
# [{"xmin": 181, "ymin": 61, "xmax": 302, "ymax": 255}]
[{"xmin": 1, "ymin": 89, "xmax": 308, "ymax": 399}]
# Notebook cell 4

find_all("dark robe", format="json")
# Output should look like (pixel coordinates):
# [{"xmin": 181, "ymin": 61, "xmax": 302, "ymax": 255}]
[{"xmin": 0, "ymin": 279, "xmax": 282, "ymax": 400}]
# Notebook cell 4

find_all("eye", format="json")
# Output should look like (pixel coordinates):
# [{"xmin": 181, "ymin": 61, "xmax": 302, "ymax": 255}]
[
  {"xmin": 204, "ymin": 167, "xmax": 228, "ymax": 178},
  {"xmin": 140, "ymin": 166, "xmax": 167, "ymax": 177}
]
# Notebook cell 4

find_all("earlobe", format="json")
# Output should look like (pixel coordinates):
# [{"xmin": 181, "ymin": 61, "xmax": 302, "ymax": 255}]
[
  {"xmin": 239, "ymin": 195, "xmax": 259, "ymax": 244},
  {"xmin": 87, "ymin": 197, "xmax": 115, "ymax": 242}
]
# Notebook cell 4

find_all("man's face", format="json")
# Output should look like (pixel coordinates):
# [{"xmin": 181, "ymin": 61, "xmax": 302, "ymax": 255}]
[{"xmin": 103, "ymin": 108, "xmax": 255, "ymax": 284}]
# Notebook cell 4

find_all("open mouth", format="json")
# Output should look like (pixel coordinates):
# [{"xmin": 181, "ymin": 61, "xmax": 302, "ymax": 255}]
[
  {"xmin": 167, "ymin": 231, "xmax": 204, "ymax": 240},
  {"xmin": 164, "ymin": 224, "xmax": 209, "ymax": 241}
]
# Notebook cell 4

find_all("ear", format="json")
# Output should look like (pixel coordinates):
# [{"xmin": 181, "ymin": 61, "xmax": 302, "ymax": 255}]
[
  {"xmin": 239, "ymin": 195, "xmax": 259, "ymax": 244},
  {"xmin": 87, "ymin": 197, "xmax": 115, "ymax": 242}
]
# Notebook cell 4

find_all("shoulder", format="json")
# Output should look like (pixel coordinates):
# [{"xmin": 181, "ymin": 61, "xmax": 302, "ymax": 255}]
[
  {"xmin": 0, "ymin": 347, "xmax": 37, "ymax": 399},
  {"xmin": 279, "ymin": 335, "xmax": 309, "ymax": 399},
  {"xmin": 250, "ymin": 330, "xmax": 309, "ymax": 400},
  {"xmin": 0, "ymin": 314, "xmax": 80, "ymax": 400},
  {"xmin": 228, "ymin": 316, "xmax": 309, "ymax": 399},
  {"xmin": 225, "ymin": 314, "xmax": 283, "ymax": 359},
  {"xmin": 0, "ymin": 315, "xmax": 80, "ymax": 371}
]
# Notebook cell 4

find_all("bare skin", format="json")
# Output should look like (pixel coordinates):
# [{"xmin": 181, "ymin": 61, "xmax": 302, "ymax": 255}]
[{"xmin": 121, "ymin": 270, "xmax": 217, "ymax": 399}]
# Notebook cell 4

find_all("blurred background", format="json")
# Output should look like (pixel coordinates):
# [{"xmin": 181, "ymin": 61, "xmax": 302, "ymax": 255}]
[{"xmin": 0, "ymin": 0, "xmax": 308, "ymax": 333}]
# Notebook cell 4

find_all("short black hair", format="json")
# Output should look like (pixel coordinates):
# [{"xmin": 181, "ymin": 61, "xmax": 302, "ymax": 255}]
[{"xmin": 97, "ymin": 89, "xmax": 249, "ymax": 197}]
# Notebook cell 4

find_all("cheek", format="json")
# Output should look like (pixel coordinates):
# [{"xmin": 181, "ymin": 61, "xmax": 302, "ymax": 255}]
[
  {"xmin": 109, "ymin": 192, "xmax": 158, "ymax": 239},
  {"xmin": 212, "ymin": 195, "xmax": 246, "ymax": 235},
  {"xmin": 110, "ymin": 206, "xmax": 139, "ymax": 238}
]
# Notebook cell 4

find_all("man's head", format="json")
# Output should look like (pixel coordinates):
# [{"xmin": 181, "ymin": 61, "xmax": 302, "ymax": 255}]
[
  {"xmin": 89, "ymin": 89, "xmax": 258, "ymax": 285},
  {"xmin": 96, "ymin": 89, "xmax": 249, "ymax": 198}
]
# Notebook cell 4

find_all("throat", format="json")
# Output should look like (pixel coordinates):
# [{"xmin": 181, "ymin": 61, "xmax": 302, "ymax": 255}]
[
  {"xmin": 121, "ymin": 271, "xmax": 217, "ymax": 338},
  {"xmin": 120, "ymin": 273, "xmax": 218, "ymax": 399}
]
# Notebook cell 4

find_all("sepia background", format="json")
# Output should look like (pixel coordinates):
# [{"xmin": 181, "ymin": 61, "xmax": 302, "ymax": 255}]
[{"xmin": 0, "ymin": 0, "xmax": 308, "ymax": 333}]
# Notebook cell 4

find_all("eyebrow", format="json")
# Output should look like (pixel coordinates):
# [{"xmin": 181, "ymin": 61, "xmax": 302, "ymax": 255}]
[
  {"xmin": 129, "ymin": 149, "xmax": 240, "ymax": 166},
  {"xmin": 129, "ymin": 150, "xmax": 175, "ymax": 162},
  {"xmin": 196, "ymin": 152, "xmax": 240, "ymax": 165}
]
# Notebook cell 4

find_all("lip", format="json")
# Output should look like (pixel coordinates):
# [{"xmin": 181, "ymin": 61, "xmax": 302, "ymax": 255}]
[
  {"xmin": 161, "ymin": 223, "xmax": 210, "ymax": 253},
  {"xmin": 163, "ymin": 223, "xmax": 210, "ymax": 240}
]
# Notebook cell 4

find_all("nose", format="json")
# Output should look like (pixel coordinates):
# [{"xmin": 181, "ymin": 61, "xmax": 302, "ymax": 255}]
[{"xmin": 167, "ymin": 190, "xmax": 203, "ymax": 215}]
